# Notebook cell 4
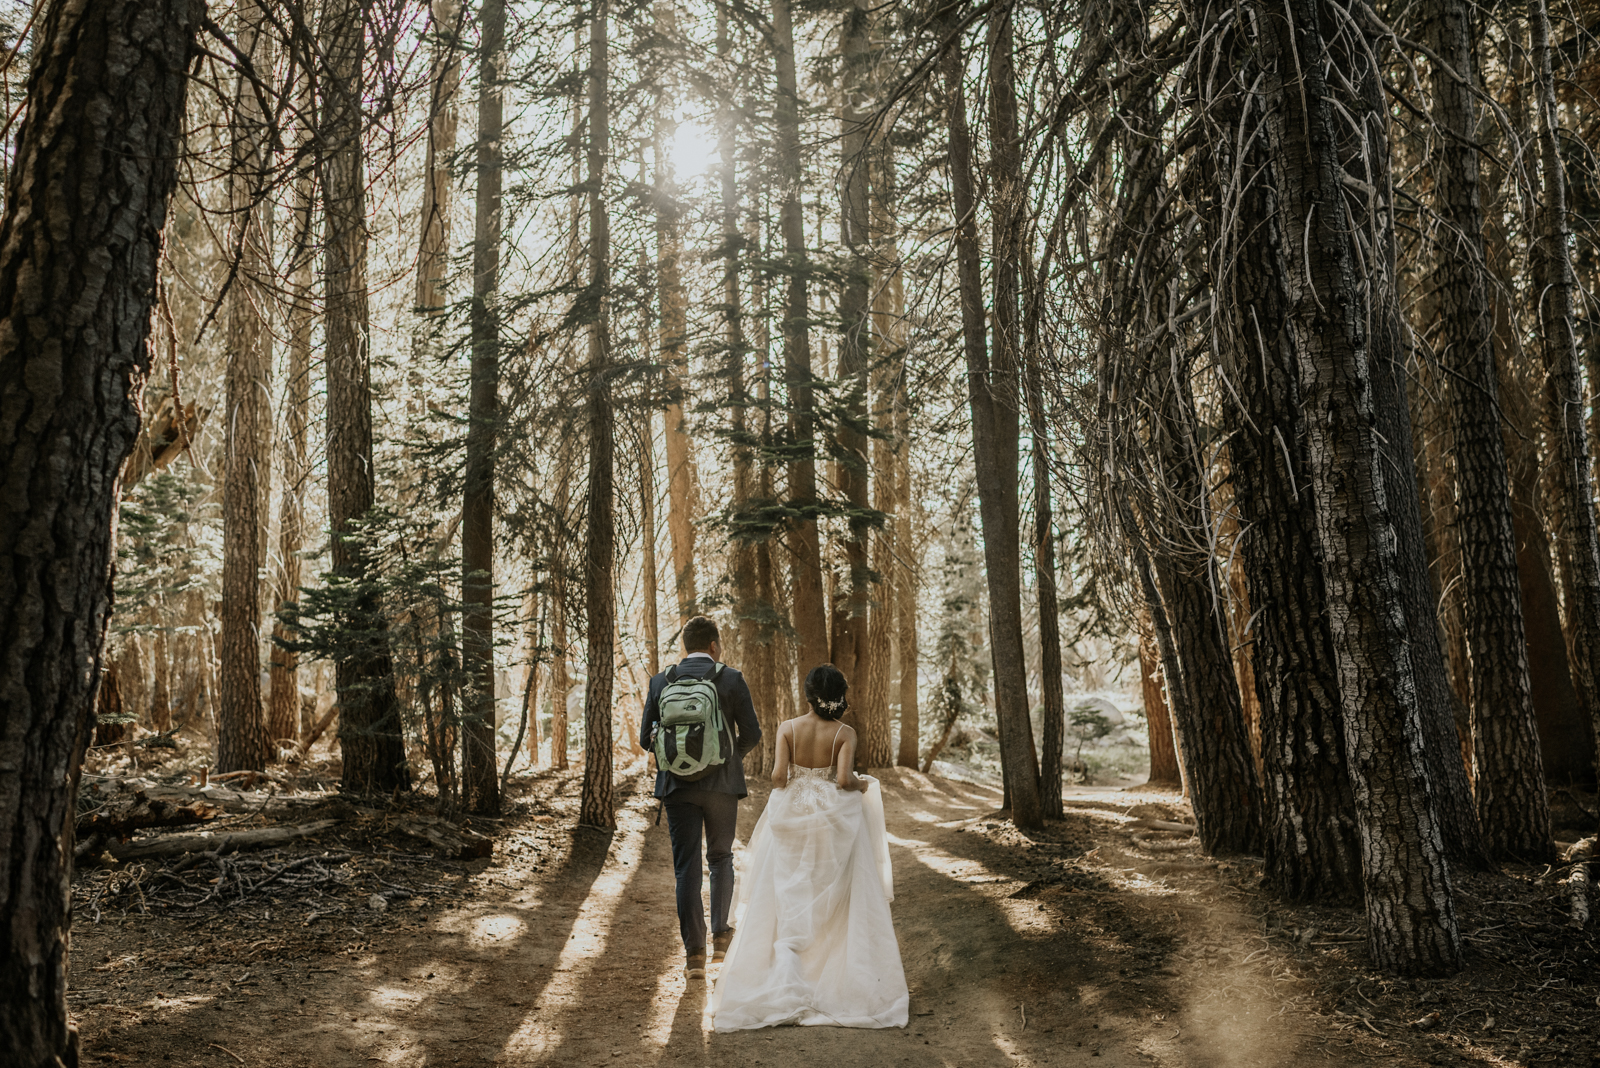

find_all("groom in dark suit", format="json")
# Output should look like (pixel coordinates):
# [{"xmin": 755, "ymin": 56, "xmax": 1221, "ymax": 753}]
[{"xmin": 640, "ymin": 615, "xmax": 763, "ymax": 978}]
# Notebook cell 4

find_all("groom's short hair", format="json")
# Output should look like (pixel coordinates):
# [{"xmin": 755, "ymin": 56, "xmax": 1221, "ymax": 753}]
[{"xmin": 683, "ymin": 615, "xmax": 720, "ymax": 652}]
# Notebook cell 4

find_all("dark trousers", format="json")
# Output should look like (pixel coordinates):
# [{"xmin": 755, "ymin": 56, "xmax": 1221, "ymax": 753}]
[{"xmin": 663, "ymin": 789, "xmax": 738, "ymax": 954}]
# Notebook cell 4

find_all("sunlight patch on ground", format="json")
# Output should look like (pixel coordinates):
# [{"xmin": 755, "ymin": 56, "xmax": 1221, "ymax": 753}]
[
  {"xmin": 470, "ymin": 912, "xmax": 526, "ymax": 944},
  {"xmin": 991, "ymin": 1031, "xmax": 1043, "ymax": 1065},
  {"xmin": 640, "ymin": 949, "xmax": 690, "ymax": 1047},
  {"xmin": 498, "ymin": 822, "xmax": 650, "ymax": 1059},
  {"xmin": 898, "ymin": 839, "xmax": 995, "ymax": 882},
  {"xmin": 900, "ymin": 806, "xmax": 963, "ymax": 824},
  {"xmin": 425, "ymin": 907, "xmax": 529, "ymax": 948},
  {"xmin": 367, "ymin": 984, "xmax": 425, "ymax": 1011},
  {"xmin": 893, "ymin": 837, "xmax": 1064, "ymax": 939}
]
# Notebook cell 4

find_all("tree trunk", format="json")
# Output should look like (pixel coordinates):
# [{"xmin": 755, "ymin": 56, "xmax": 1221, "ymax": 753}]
[
  {"xmin": 268, "ymin": 119, "xmax": 315, "ymax": 750},
  {"xmin": 461, "ymin": 0, "xmax": 505, "ymax": 817},
  {"xmin": 716, "ymin": 3, "xmax": 760, "ymax": 740},
  {"xmin": 831, "ymin": 0, "xmax": 871, "ymax": 689},
  {"xmin": 1025, "ymin": 337, "xmax": 1064, "ymax": 818},
  {"xmin": 1137, "ymin": 633, "xmax": 1181, "ymax": 786},
  {"xmin": 550, "ymin": 576, "xmax": 571, "ymax": 771},
  {"xmin": 92, "ymin": 662, "xmax": 129, "ymax": 748},
  {"xmin": 650, "ymin": 5, "xmax": 698, "ymax": 627},
  {"xmin": 773, "ymin": 0, "xmax": 829, "ymax": 689},
  {"xmin": 640, "ymin": 410, "xmax": 661, "ymax": 677},
  {"xmin": 415, "ymin": 0, "xmax": 461, "ymax": 313},
  {"xmin": 752, "ymin": 282, "xmax": 786, "ymax": 769},
  {"xmin": 1356, "ymin": 111, "xmax": 1490, "ymax": 878},
  {"xmin": 895, "ymin": 447, "xmax": 920, "ymax": 769},
  {"xmin": 0, "ymin": 2, "xmax": 199, "ymax": 1062},
  {"xmin": 579, "ymin": 0, "xmax": 616, "ymax": 830},
  {"xmin": 1250, "ymin": 0, "xmax": 1459, "ymax": 973},
  {"xmin": 218, "ymin": 0, "xmax": 275, "ymax": 774},
  {"xmin": 524, "ymin": 594, "xmax": 543, "ymax": 766},
  {"xmin": 857, "ymin": 92, "xmax": 903, "ymax": 771},
  {"xmin": 323, "ymin": 0, "xmax": 409, "ymax": 794},
  {"xmin": 1149, "ymin": 521, "xmax": 1264, "ymax": 855},
  {"xmin": 857, "ymin": 422, "xmax": 894, "ymax": 767},
  {"xmin": 1512, "ymin": 492, "xmax": 1597, "ymax": 784},
  {"xmin": 886, "ymin": 224, "xmax": 919, "ymax": 770},
  {"xmin": 1219, "ymin": 517, "xmax": 1263, "ymax": 770},
  {"xmin": 1531, "ymin": 0, "xmax": 1600, "ymax": 791},
  {"xmin": 944, "ymin": 9, "xmax": 1042, "ymax": 829},
  {"xmin": 1211, "ymin": 105, "xmax": 1362, "ymax": 899},
  {"xmin": 1421, "ymin": 0, "xmax": 1551, "ymax": 859}
]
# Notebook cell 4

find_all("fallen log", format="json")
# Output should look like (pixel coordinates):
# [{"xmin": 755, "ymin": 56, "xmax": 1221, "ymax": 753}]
[
  {"xmin": 82, "ymin": 775, "xmax": 328, "ymax": 818},
  {"xmin": 1131, "ymin": 833, "xmax": 1196, "ymax": 853},
  {"xmin": 1123, "ymin": 818, "xmax": 1196, "ymax": 834},
  {"xmin": 76, "ymin": 793, "xmax": 219, "ymax": 840},
  {"xmin": 106, "ymin": 819, "xmax": 339, "ymax": 861},
  {"xmin": 395, "ymin": 817, "xmax": 493, "ymax": 860}
]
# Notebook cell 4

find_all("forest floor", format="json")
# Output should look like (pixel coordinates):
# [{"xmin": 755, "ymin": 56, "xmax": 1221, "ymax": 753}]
[{"xmin": 68, "ymin": 749, "xmax": 1599, "ymax": 1068}]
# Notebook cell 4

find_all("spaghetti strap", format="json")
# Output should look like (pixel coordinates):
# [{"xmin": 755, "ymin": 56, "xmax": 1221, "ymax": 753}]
[{"xmin": 830, "ymin": 723, "xmax": 845, "ymax": 771}]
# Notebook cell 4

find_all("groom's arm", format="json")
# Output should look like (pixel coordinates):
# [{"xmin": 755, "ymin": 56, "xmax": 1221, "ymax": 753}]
[{"xmin": 727, "ymin": 673, "xmax": 762, "ymax": 757}]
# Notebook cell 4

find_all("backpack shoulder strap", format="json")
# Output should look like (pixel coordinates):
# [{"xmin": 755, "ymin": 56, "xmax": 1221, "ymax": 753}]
[
  {"xmin": 709, "ymin": 662, "xmax": 725, "ymax": 682},
  {"xmin": 665, "ymin": 664, "xmax": 679, "ymax": 684}
]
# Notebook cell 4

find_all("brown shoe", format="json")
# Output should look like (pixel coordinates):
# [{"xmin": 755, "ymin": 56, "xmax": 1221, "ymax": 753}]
[
  {"xmin": 684, "ymin": 950, "xmax": 707, "ymax": 978},
  {"xmin": 712, "ymin": 928, "xmax": 735, "ymax": 962}
]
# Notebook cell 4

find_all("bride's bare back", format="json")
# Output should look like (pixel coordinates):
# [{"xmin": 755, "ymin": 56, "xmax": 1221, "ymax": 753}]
[{"xmin": 772, "ymin": 713, "xmax": 868, "ymax": 792}]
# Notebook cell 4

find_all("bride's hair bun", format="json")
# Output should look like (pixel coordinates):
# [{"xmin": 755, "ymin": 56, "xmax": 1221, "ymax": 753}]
[{"xmin": 805, "ymin": 664, "xmax": 850, "ymax": 721}]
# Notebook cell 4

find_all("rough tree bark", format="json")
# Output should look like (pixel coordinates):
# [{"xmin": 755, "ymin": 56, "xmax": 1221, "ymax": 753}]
[
  {"xmin": 580, "ymin": 0, "xmax": 616, "ymax": 830},
  {"xmin": 1022, "ymin": 211, "xmax": 1064, "ymax": 815},
  {"xmin": 1146, "ymin": 410, "xmax": 1265, "ymax": 856},
  {"xmin": 1249, "ymin": 0, "xmax": 1460, "ymax": 973},
  {"xmin": 1356, "ymin": 91, "xmax": 1490, "ymax": 877},
  {"xmin": 773, "ymin": 0, "xmax": 829, "ymax": 688},
  {"xmin": 323, "ymin": 0, "xmax": 409, "ymax": 794},
  {"xmin": 268, "ymin": 118, "xmax": 315, "ymax": 750},
  {"xmin": 751, "ymin": 251, "xmax": 787, "ymax": 769},
  {"xmin": 1530, "ymin": 0, "xmax": 1600, "ymax": 788},
  {"xmin": 1420, "ymin": 0, "xmax": 1551, "ymax": 859},
  {"xmin": 461, "ymin": 0, "xmax": 505, "ymax": 817},
  {"xmin": 1211, "ymin": 87, "xmax": 1362, "ymax": 899},
  {"xmin": 859, "ymin": 130, "xmax": 902, "ymax": 770},
  {"xmin": 1136, "ymin": 632, "xmax": 1181, "ymax": 786},
  {"xmin": 944, "ymin": 9, "xmax": 1042, "ymax": 828},
  {"xmin": 883, "ymin": 190, "xmax": 918, "ymax": 769},
  {"xmin": 218, "ymin": 0, "xmax": 276, "ymax": 773},
  {"xmin": 0, "ymin": 3, "xmax": 200, "ymax": 1063}
]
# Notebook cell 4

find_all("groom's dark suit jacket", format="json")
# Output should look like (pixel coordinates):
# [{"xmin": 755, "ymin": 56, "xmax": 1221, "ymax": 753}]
[{"xmin": 640, "ymin": 655, "xmax": 763, "ymax": 800}]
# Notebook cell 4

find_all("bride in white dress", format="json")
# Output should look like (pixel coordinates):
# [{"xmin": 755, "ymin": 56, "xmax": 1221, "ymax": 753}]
[{"xmin": 710, "ymin": 665, "xmax": 909, "ymax": 1032}]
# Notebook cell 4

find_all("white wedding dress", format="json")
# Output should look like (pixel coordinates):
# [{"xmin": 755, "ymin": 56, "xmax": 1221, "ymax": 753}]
[{"xmin": 710, "ymin": 763, "xmax": 909, "ymax": 1031}]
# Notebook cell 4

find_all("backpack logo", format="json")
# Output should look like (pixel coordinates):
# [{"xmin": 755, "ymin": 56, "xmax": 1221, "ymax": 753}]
[{"xmin": 652, "ymin": 663, "xmax": 728, "ymax": 781}]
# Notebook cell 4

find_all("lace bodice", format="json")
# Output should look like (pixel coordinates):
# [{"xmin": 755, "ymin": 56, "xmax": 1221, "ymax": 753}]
[{"xmin": 783, "ymin": 764, "xmax": 840, "ymax": 814}]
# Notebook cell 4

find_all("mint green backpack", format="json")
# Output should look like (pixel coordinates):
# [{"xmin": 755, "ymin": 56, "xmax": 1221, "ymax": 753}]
[{"xmin": 652, "ymin": 663, "xmax": 728, "ymax": 781}]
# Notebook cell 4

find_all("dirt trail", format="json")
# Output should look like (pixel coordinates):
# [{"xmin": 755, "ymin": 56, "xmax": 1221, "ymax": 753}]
[{"xmin": 72, "ymin": 764, "xmax": 1416, "ymax": 1068}]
